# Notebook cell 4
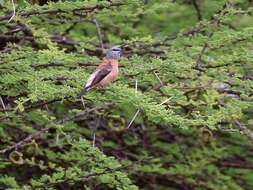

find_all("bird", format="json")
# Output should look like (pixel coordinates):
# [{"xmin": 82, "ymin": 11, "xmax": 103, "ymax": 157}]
[{"xmin": 77, "ymin": 46, "xmax": 121, "ymax": 97}]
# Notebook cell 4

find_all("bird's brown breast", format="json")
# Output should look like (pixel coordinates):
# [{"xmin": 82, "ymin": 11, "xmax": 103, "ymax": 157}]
[{"xmin": 94, "ymin": 58, "xmax": 119, "ymax": 87}]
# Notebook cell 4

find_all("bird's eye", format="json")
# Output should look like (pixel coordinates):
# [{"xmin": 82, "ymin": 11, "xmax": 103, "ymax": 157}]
[{"xmin": 112, "ymin": 48, "xmax": 121, "ymax": 52}]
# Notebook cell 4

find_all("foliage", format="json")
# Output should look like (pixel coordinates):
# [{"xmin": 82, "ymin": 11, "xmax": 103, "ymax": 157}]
[{"xmin": 0, "ymin": 0, "xmax": 253, "ymax": 189}]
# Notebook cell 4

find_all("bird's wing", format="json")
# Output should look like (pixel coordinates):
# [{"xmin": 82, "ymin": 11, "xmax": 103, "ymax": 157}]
[{"xmin": 85, "ymin": 64, "xmax": 112, "ymax": 90}]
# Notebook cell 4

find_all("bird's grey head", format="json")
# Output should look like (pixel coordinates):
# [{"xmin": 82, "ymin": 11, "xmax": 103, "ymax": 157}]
[{"xmin": 106, "ymin": 46, "xmax": 121, "ymax": 60}]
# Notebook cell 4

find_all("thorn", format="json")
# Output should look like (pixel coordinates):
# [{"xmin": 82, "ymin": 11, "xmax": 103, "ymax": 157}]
[
  {"xmin": 8, "ymin": 0, "xmax": 16, "ymax": 23},
  {"xmin": 81, "ymin": 96, "xmax": 85, "ymax": 109},
  {"xmin": 159, "ymin": 97, "xmax": 173, "ymax": 106},
  {"xmin": 127, "ymin": 109, "xmax": 140, "ymax": 129},
  {"xmin": 135, "ymin": 79, "xmax": 138, "ymax": 94},
  {"xmin": 92, "ymin": 133, "xmax": 96, "ymax": 147},
  {"xmin": 153, "ymin": 71, "xmax": 163, "ymax": 86}
]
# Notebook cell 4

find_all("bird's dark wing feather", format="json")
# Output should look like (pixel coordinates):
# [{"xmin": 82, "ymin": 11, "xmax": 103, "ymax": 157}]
[
  {"xmin": 85, "ymin": 65, "xmax": 112, "ymax": 89},
  {"xmin": 77, "ymin": 65, "xmax": 112, "ymax": 97}
]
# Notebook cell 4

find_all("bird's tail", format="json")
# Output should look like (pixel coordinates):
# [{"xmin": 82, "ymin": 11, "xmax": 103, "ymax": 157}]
[{"xmin": 77, "ymin": 87, "xmax": 90, "ymax": 98}]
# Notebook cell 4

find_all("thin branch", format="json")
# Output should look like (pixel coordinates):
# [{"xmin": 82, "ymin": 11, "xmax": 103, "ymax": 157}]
[
  {"xmin": 31, "ymin": 62, "xmax": 99, "ymax": 69},
  {"xmin": 217, "ymin": 160, "xmax": 253, "ymax": 169},
  {"xmin": 0, "ymin": 115, "xmax": 15, "ymax": 121},
  {"xmin": 124, "ymin": 68, "xmax": 156, "ymax": 77},
  {"xmin": 0, "ymin": 98, "xmax": 65, "ymax": 112},
  {"xmin": 0, "ymin": 106, "xmax": 101, "ymax": 154},
  {"xmin": 0, "ymin": 2, "xmax": 124, "ymax": 22},
  {"xmin": 92, "ymin": 116, "xmax": 101, "ymax": 147},
  {"xmin": 0, "ymin": 127, "xmax": 49, "ymax": 154},
  {"xmin": 195, "ymin": 42, "xmax": 208, "ymax": 70},
  {"xmin": 192, "ymin": 0, "xmax": 202, "ymax": 21},
  {"xmin": 35, "ymin": 161, "xmax": 136, "ymax": 189},
  {"xmin": 93, "ymin": 17, "xmax": 104, "ymax": 50},
  {"xmin": 234, "ymin": 120, "xmax": 253, "ymax": 144}
]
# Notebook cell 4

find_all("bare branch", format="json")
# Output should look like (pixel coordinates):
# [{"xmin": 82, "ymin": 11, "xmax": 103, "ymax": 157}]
[
  {"xmin": 93, "ymin": 17, "xmax": 104, "ymax": 50},
  {"xmin": 217, "ymin": 160, "xmax": 253, "ymax": 169},
  {"xmin": 192, "ymin": 0, "xmax": 202, "ymax": 21},
  {"xmin": 195, "ymin": 42, "xmax": 208, "ymax": 70},
  {"xmin": 0, "ymin": 127, "xmax": 49, "ymax": 154}
]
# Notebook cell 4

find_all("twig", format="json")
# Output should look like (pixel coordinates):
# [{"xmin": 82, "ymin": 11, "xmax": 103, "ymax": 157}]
[
  {"xmin": 62, "ymin": 21, "xmax": 79, "ymax": 35},
  {"xmin": 0, "ymin": 107, "xmax": 100, "ymax": 154},
  {"xmin": 135, "ymin": 79, "xmax": 138, "ymax": 94},
  {"xmin": 0, "ymin": 2, "xmax": 124, "ymax": 22},
  {"xmin": 195, "ymin": 42, "xmax": 208, "ymax": 70},
  {"xmin": 217, "ymin": 160, "xmax": 253, "ymax": 169},
  {"xmin": 36, "ymin": 157, "xmax": 152, "ymax": 189},
  {"xmin": 234, "ymin": 120, "xmax": 253, "ymax": 144},
  {"xmin": 0, "ymin": 98, "xmax": 64, "ymax": 112},
  {"xmin": 0, "ymin": 116, "xmax": 12, "ymax": 121},
  {"xmin": 35, "ymin": 161, "xmax": 135, "ymax": 189},
  {"xmin": 92, "ymin": 116, "xmax": 101, "ymax": 147},
  {"xmin": 0, "ymin": 127, "xmax": 49, "ymax": 154},
  {"xmin": 31, "ymin": 62, "xmax": 99, "ymax": 68},
  {"xmin": 124, "ymin": 68, "xmax": 156, "ymax": 77},
  {"xmin": 8, "ymin": 0, "xmax": 16, "ymax": 23},
  {"xmin": 57, "ymin": 107, "xmax": 98, "ymax": 125},
  {"xmin": 192, "ymin": 0, "xmax": 202, "ymax": 21},
  {"xmin": 93, "ymin": 17, "xmax": 104, "ymax": 50}
]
